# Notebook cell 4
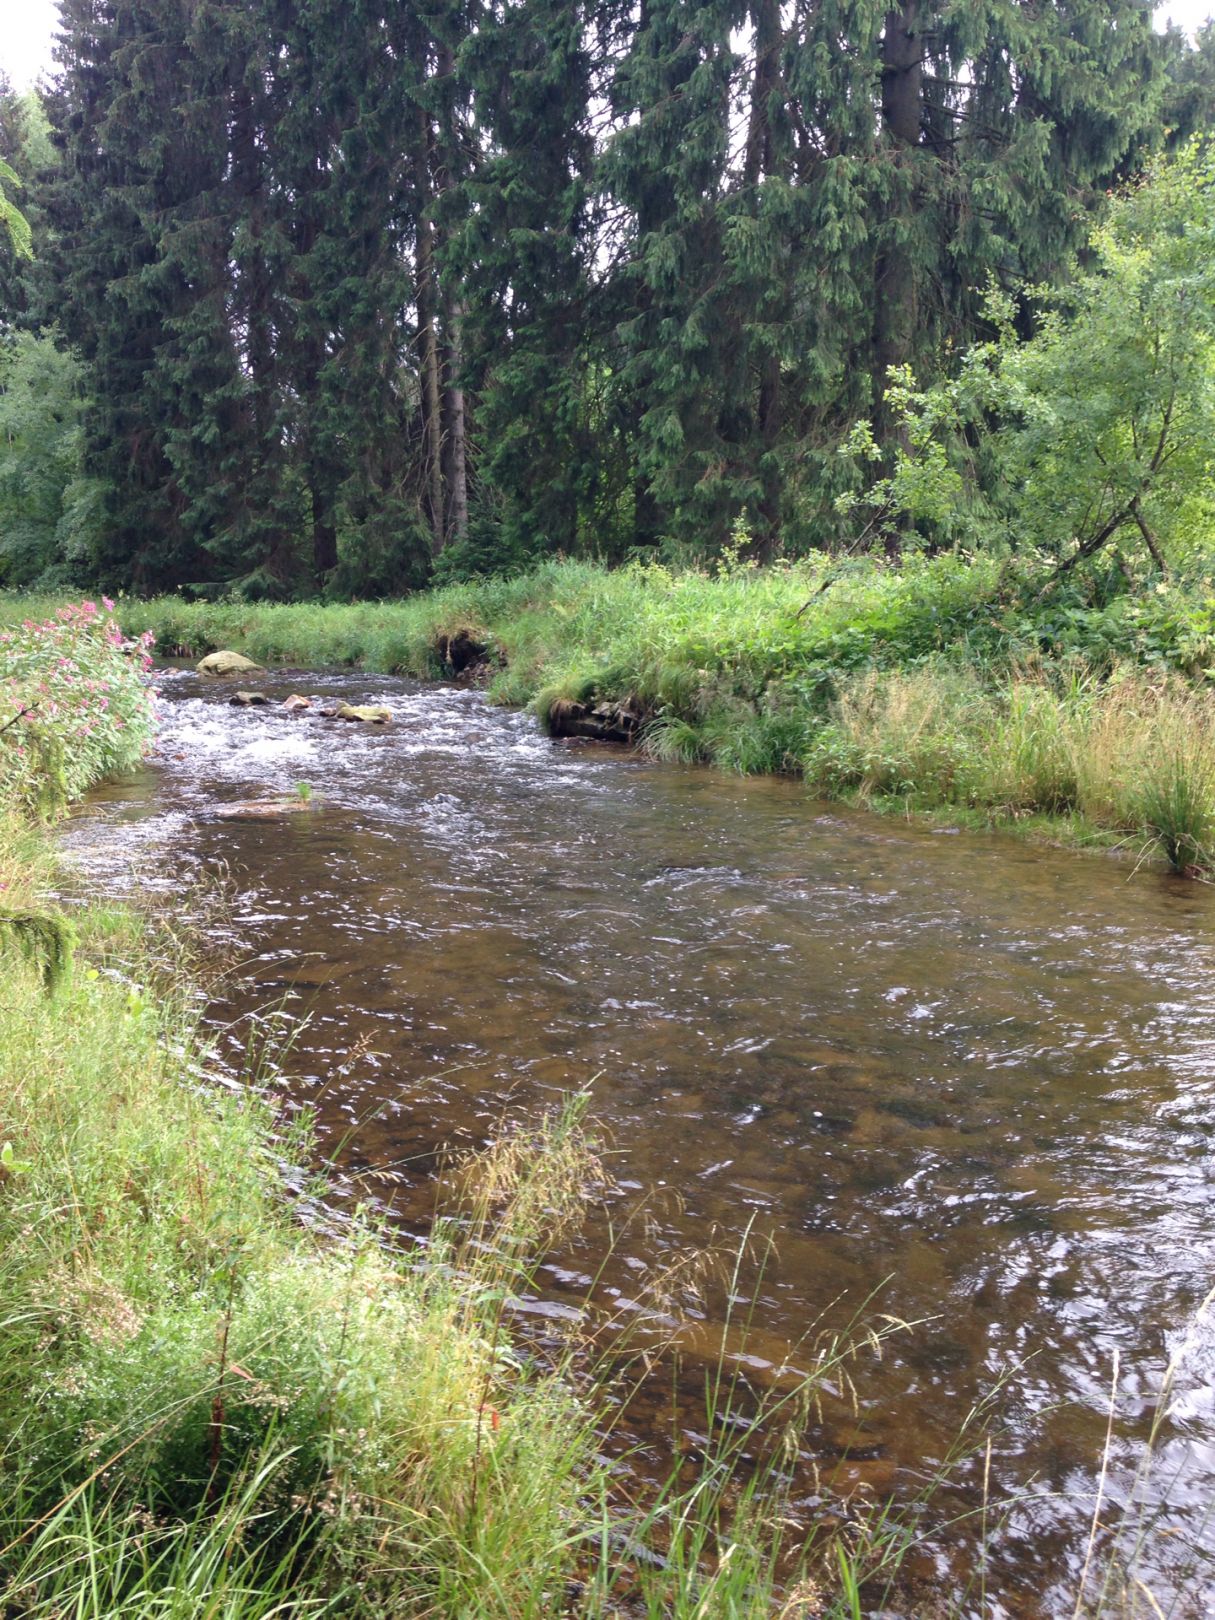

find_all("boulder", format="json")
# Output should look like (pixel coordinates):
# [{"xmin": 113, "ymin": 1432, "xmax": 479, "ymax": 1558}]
[
  {"xmin": 282, "ymin": 694, "xmax": 312, "ymax": 713},
  {"xmin": 331, "ymin": 703, "xmax": 391, "ymax": 724},
  {"xmin": 228, "ymin": 690, "xmax": 270, "ymax": 706},
  {"xmin": 197, "ymin": 650, "xmax": 262, "ymax": 676}
]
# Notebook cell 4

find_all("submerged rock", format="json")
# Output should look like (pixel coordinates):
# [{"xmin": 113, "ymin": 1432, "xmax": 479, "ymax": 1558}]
[
  {"xmin": 228, "ymin": 690, "xmax": 270, "ymax": 707},
  {"xmin": 212, "ymin": 798, "xmax": 313, "ymax": 820},
  {"xmin": 197, "ymin": 649, "xmax": 262, "ymax": 676},
  {"xmin": 282, "ymin": 694, "xmax": 312, "ymax": 713}
]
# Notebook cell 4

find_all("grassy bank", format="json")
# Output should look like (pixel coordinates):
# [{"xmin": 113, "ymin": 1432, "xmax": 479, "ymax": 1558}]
[
  {"xmin": 11, "ymin": 556, "xmax": 1214, "ymax": 872},
  {"xmin": 2, "ymin": 599, "xmax": 1210, "ymax": 1615},
  {"xmin": 0, "ymin": 604, "xmax": 858, "ymax": 1617}
]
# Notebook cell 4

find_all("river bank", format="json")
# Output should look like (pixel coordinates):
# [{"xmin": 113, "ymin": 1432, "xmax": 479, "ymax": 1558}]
[
  {"xmin": 0, "ymin": 606, "xmax": 839, "ymax": 1618},
  {"xmin": 6, "ymin": 606, "xmax": 1215, "ymax": 1612},
  {"xmin": 10, "ymin": 555, "xmax": 1212, "ymax": 873}
]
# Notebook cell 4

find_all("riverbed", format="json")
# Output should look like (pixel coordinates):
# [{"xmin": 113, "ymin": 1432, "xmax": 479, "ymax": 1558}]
[{"xmin": 63, "ymin": 667, "xmax": 1215, "ymax": 1617}]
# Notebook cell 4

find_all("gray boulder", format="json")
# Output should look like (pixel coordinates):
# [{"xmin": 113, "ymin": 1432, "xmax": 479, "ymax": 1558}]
[{"xmin": 198, "ymin": 650, "xmax": 262, "ymax": 676}]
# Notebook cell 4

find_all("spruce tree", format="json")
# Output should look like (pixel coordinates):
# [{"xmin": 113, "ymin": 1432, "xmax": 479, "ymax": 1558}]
[{"xmin": 447, "ymin": 0, "xmax": 603, "ymax": 565}]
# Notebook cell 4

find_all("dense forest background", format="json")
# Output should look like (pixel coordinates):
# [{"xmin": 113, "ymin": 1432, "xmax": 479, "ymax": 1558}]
[{"xmin": 1, "ymin": 2, "xmax": 1214, "ymax": 598}]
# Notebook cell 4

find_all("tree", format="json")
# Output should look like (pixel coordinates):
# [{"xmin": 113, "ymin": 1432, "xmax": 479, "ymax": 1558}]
[
  {"xmin": 446, "ymin": 0, "xmax": 603, "ymax": 566},
  {"xmin": 1162, "ymin": 18, "xmax": 1215, "ymax": 145},
  {"xmin": 27, "ymin": 0, "xmax": 1183, "ymax": 589},
  {"xmin": 0, "ymin": 331, "xmax": 99, "ymax": 587},
  {"xmin": 598, "ymin": 0, "xmax": 1166, "ymax": 560},
  {"xmin": 0, "ymin": 156, "xmax": 31, "ymax": 261},
  {"xmin": 847, "ymin": 147, "xmax": 1215, "ymax": 579}
]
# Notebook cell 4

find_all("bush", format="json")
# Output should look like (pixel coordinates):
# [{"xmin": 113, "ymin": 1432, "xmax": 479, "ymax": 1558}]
[{"xmin": 0, "ymin": 598, "xmax": 156, "ymax": 814}]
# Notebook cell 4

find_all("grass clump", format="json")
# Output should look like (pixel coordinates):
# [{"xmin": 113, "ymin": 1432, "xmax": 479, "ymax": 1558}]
[{"xmin": 805, "ymin": 664, "xmax": 1215, "ymax": 873}]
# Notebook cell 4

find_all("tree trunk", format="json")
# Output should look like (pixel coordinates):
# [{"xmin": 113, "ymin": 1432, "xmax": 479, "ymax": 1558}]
[
  {"xmin": 412, "ymin": 39, "xmax": 445, "ymax": 557},
  {"xmin": 1131, "ymin": 498, "xmax": 1168, "ymax": 576},
  {"xmin": 744, "ymin": 0, "xmax": 780, "ymax": 189},
  {"xmin": 311, "ymin": 475, "xmax": 338, "ymax": 578},
  {"xmin": 630, "ymin": 0, "xmax": 664, "ymax": 552},
  {"xmin": 633, "ymin": 474, "xmax": 661, "ymax": 550},
  {"xmin": 746, "ymin": 0, "xmax": 783, "ymax": 559},
  {"xmin": 444, "ymin": 292, "xmax": 469, "ymax": 544},
  {"xmin": 874, "ymin": 2, "xmax": 922, "ymax": 398},
  {"xmin": 753, "ymin": 356, "xmax": 780, "ymax": 560},
  {"xmin": 873, "ymin": 3, "xmax": 923, "ymax": 553}
]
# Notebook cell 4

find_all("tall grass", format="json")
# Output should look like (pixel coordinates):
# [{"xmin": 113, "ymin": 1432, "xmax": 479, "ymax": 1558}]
[{"xmin": 805, "ymin": 665, "xmax": 1215, "ymax": 872}]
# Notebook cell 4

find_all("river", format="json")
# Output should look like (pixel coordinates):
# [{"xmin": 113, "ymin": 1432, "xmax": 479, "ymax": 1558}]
[{"xmin": 63, "ymin": 666, "xmax": 1215, "ymax": 1618}]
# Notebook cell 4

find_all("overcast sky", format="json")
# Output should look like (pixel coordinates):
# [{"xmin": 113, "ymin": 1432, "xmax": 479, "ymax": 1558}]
[{"xmin": 1, "ymin": 0, "xmax": 1213, "ymax": 92}]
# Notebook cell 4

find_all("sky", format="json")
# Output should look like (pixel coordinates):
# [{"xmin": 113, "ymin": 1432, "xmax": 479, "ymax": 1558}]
[{"xmin": 0, "ymin": 0, "xmax": 1213, "ymax": 91}]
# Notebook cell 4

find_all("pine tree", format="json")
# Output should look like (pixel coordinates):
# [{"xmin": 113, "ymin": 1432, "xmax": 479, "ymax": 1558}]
[
  {"xmin": 1163, "ymin": 20, "xmax": 1215, "ymax": 145},
  {"xmin": 602, "ymin": 0, "xmax": 743, "ymax": 548},
  {"xmin": 31, "ymin": 0, "xmax": 1177, "ymax": 587},
  {"xmin": 868, "ymin": 1, "xmax": 1165, "ymax": 415},
  {"xmin": 446, "ymin": 0, "xmax": 605, "ymax": 565},
  {"xmin": 45, "ymin": 0, "xmax": 206, "ymax": 588},
  {"xmin": 598, "ymin": 0, "xmax": 1166, "ymax": 556}
]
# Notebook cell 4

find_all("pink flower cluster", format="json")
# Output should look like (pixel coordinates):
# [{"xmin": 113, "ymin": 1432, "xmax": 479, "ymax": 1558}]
[{"xmin": 0, "ymin": 601, "xmax": 159, "ymax": 808}]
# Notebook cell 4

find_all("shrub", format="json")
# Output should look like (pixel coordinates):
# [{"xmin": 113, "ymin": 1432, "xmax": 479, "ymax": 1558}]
[{"xmin": 0, "ymin": 599, "xmax": 156, "ymax": 815}]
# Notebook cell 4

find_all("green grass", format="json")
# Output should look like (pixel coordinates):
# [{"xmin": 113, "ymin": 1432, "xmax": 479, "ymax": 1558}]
[
  {"xmin": 11, "ymin": 556, "xmax": 1213, "ymax": 873},
  {"xmin": 1, "ymin": 861, "xmax": 858, "ymax": 1617}
]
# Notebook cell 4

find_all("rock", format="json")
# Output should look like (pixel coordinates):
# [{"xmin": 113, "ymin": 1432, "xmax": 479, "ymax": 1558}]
[
  {"xmin": 212, "ymin": 798, "xmax": 313, "ymax": 820},
  {"xmin": 197, "ymin": 650, "xmax": 262, "ymax": 676},
  {"xmin": 282, "ymin": 694, "xmax": 312, "ymax": 713},
  {"xmin": 228, "ymin": 690, "xmax": 270, "ymax": 707},
  {"xmin": 329, "ymin": 703, "xmax": 391, "ymax": 724},
  {"xmin": 547, "ymin": 695, "xmax": 648, "ymax": 745}
]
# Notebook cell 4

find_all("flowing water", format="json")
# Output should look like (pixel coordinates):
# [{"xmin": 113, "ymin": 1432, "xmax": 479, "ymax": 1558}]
[{"xmin": 64, "ymin": 668, "xmax": 1215, "ymax": 1617}]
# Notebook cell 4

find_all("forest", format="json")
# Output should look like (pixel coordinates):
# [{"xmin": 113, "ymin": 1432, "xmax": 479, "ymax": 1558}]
[{"xmin": 2, "ymin": 2, "xmax": 1215, "ymax": 597}]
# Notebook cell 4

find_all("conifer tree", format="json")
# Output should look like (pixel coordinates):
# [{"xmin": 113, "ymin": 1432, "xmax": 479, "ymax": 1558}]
[
  {"xmin": 447, "ymin": 0, "xmax": 602, "ymax": 564},
  {"xmin": 31, "ymin": 0, "xmax": 1182, "ymax": 585},
  {"xmin": 45, "ymin": 0, "xmax": 207, "ymax": 587}
]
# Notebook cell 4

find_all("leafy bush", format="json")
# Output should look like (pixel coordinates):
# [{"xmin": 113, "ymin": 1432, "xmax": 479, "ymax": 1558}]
[
  {"xmin": 0, "ymin": 599, "xmax": 156, "ymax": 815},
  {"xmin": 845, "ymin": 144, "xmax": 1215, "ymax": 577}
]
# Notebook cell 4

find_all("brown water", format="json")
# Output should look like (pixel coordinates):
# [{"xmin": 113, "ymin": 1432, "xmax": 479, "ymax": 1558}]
[{"xmin": 64, "ymin": 668, "xmax": 1215, "ymax": 1617}]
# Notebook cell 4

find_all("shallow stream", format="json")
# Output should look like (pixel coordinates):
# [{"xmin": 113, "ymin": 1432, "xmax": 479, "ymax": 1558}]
[{"xmin": 64, "ymin": 667, "xmax": 1215, "ymax": 1617}]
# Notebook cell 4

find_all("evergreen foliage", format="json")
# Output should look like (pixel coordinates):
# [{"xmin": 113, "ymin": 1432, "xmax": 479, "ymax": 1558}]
[
  {"xmin": 0, "ymin": 907, "xmax": 74, "ymax": 992},
  {"xmin": 0, "ymin": 331, "xmax": 97, "ymax": 587},
  {"xmin": 1, "ymin": 2, "xmax": 1206, "ymax": 588}
]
